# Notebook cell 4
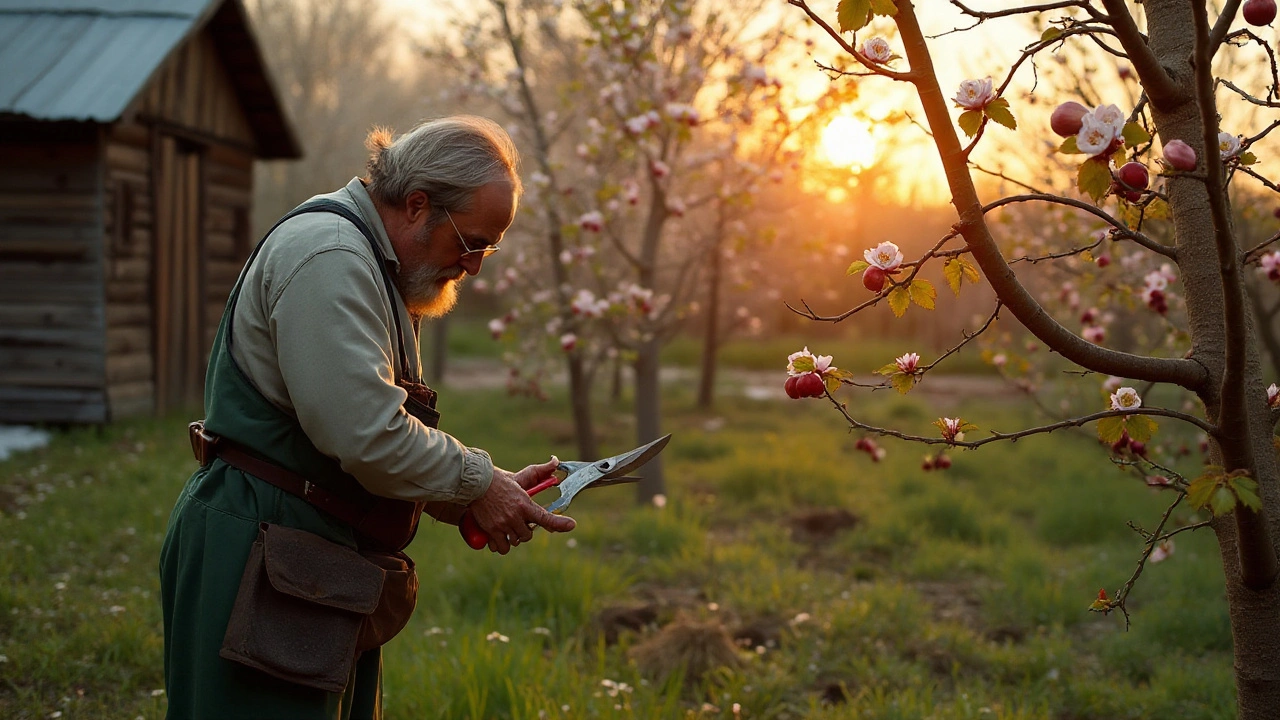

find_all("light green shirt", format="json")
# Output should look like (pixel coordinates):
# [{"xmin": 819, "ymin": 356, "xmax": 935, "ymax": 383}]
[{"xmin": 229, "ymin": 177, "xmax": 493, "ymax": 504}]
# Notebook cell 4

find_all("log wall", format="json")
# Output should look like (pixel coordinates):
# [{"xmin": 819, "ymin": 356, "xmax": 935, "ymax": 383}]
[{"xmin": 0, "ymin": 131, "xmax": 108, "ymax": 423}]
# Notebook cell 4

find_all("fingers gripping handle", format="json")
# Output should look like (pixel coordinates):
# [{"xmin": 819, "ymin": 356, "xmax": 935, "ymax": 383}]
[{"xmin": 458, "ymin": 475, "xmax": 562, "ymax": 550}]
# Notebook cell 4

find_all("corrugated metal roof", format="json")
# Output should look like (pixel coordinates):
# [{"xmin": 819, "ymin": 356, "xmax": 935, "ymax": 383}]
[{"xmin": 0, "ymin": 0, "xmax": 213, "ymax": 122}]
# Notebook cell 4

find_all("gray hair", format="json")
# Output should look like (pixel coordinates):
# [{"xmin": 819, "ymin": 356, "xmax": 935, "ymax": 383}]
[{"xmin": 364, "ymin": 116, "xmax": 522, "ymax": 220}]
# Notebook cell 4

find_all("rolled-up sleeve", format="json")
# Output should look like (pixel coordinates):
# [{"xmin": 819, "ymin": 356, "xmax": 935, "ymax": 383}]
[{"xmin": 266, "ymin": 247, "xmax": 493, "ymax": 504}]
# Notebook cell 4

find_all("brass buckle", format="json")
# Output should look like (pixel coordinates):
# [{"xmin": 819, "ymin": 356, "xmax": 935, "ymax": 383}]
[{"xmin": 188, "ymin": 420, "xmax": 219, "ymax": 466}]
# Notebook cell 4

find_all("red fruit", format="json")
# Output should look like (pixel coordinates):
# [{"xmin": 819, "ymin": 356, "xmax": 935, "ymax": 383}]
[
  {"xmin": 795, "ymin": 372, "xmax": 825, "ymax": 398},
  {"xmin": 921, "ymin": 457, "xmax": 934, "ymax": 471},
  {"xmin": 784, "ymin": 375, "xmax": 802, "ymax": 399},
  {"xmin": 1244, "ymin": 0, "xmax": 1276, "ymax": 25},
  {"xmin": 1129, "ymin": 440, "xmax": 1148, "ymax": 458},
  {"xmin": 934, "ymin": 454, "xmax": 952, "ymax": 470},
  {"xmin": 1273, "ymin": 206, "xmax": 1280, "ymax": 219},
  {"xmin": 1050, "ymin": 101, "xmax": 1089, "ymax": 137},
  {"xmin": 863, "ymin": 266, "xmax": 887, "ymax": 293},
  {"xmin": 1095, "ymin": 255, "xmax": 1111, "ymax": 268},
  {"xmin": 1117, "ymin": 162, "xmax": 1150, "ymax": 191},
  {"xmin": 1163, "ymin": 139, "xmax": 1197, "ymax": 171},
  {"xmin": 1111, "ymin": 431, "xmax": 1130, "ymax": 454},
  {"xmin": 855, "ymin": 437, "xmax": 872, "ymax": 452},
  {"xmin": 1117, "ymin": 65, "xmax": 1133, "ymax": 80}
]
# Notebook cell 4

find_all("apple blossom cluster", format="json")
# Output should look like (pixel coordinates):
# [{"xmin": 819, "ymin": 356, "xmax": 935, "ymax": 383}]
[
  {"xmin": 1141, "ymin": 264, "xmax": 1177, "ymax": 315},
  {"xmin": 1050, "ymin": 101, "xmax": 1126, "ymax": 157},
  {"xmin": 895, "ymin": 352, "xmax": 920, "ymax": 375},
  {"xmin": 1258, "ymin": 252, "xmax": 1280, "ymax": 282},
  {"xmin": 784, "ymin": 347, "xmax": 835, "ymax": 399},
  {"xmin": 853, "ymin": 436, "xmax": 887, "ymax": 462},
  {"xmin": 578, "ymin": 210, "xmax": 604, "ymax": 232},
  {"xmin": 953, "ymin": 77, "xmax": 996, "ymax": 111},
  {"xmin": 936, "ymin": 417, "xmax": 966, "ymax": 442},
  {"xmin": 861, "ymin": 240, "xmax": 904, "ymax": 292},
  {"xmin": 570, "ymin": 289, "xmax": 610, "ymax": 318}
]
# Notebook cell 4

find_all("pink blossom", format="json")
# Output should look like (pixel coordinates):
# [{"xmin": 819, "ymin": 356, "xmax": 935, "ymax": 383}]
[
  {"xmin": 560, "ymin": 333, "xmax": 578, "ymax": 351},
  {"xmin": 665, "ymin": 103, "xmax": 700, "ymax": 126},
  {"xmin": 938, "ymin": 417, "xmax": 965, "ymax": 442},
  {"xmin": 1149, "ymin": 540, "xmax": 1174, "ymax": 563},
  {"xmin": 1268, "ymin": 383, "xmax": 1280, "ymax": 409},
  {"xmin": 488, "ymin": 318, "xmax": 506, "ymax": 339},
  {"xmin": 666, "ymin": 197, "xmax": 686, "ymax": 217},
  {"xmin": 1145, "ymin": 474, "xmax": 1173, "ymax": 488},
  {"xmin": 992, "ymin": 353, "xmax": 1007, "ymax": 368},
  {"xmin": 786, "ymin": 346, "xmax": 835, "ymax": 376},
  {"xmin": 860, "ymin": 37, "xmax": 895, "ymax": 64},
  {"xmin": 1143, "ymin": 270, "xmax": 1168, "ymax": 292},
  {"xmin": 954, "ymin": 77, "xmax": 996, "ymax": 110},
  {"xmin": 623, "ymin": 179, "xmax": 640, "ymax": 205},
  {"xmin": 1259, "ymin": 251, "xmax": 1280, "ymax": 282},
  {"xmin": 1218, "ymin": 131, "xmax": 1242, "ymax": 159},
  {"xmin": 578, "ymin": 211, "xmax": 604, "ymax": 232},
  {"xmin": 1110, "ymin": 386, "xmax": 1142, "ymax": 412},
  {"xmin": 650, "ymin": 160, "xmax": 670, "ymax": 179},
  {"xmin": 895, "ymin": 352, "xmax": 920, "ymax": 374},
  {"xmin": 1103, "ymin": 376, "xmax": 1124, "ymax": 392},
  {"xmin": 1083, "ymin": 325, "xmax": 1106, "ymax": 343},
  {"xmin": 1076, "ymin": 113, "xmax": 1116, "ymax": 156},
  {"xmin": 864, "ymin": 241, "xmax": 904, "ymax": 272}
]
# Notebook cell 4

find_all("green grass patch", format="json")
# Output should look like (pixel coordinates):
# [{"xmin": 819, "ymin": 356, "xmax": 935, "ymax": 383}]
[{"xmin": 0, "ymin": 383, "xmax": 1235, "ymax": 718}]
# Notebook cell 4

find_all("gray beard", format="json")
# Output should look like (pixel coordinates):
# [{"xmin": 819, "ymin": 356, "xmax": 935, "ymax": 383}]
[{"xmin": 396, "ymin": 263, "xmax": 460, "ymax": 320}]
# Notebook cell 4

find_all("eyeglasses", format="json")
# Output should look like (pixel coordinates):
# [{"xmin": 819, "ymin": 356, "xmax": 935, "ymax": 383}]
[{"xmin": 444, "ymin": 208, "xmax": 500, "ymax": 258}]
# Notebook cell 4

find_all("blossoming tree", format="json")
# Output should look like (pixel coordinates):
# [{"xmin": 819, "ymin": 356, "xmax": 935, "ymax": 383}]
[{"xmin": 785, "ymin": 1, "xmax": 1280, "ymax": 714}]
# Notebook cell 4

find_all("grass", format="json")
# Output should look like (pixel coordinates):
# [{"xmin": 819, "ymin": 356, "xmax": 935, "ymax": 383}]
[{"xmin": 0, "ymin": 381, "xmax": 1234, "ymax": 719}]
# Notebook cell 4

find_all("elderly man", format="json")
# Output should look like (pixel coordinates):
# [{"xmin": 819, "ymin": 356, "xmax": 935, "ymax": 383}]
[{"xmin": 159, "ymin": 116, "xmax": 572, "ymax": 719}]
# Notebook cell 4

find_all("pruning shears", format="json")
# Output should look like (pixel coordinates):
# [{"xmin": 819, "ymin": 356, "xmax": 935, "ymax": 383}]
[{"xmin": 459, "ymin": 434, "xmax": 672, "ymax": 550}]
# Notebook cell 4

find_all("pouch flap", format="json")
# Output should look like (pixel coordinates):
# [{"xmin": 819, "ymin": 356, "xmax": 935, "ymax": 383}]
[{"xmin": 261, "ymin": 524, "xmax": 383, "ymax": 615}]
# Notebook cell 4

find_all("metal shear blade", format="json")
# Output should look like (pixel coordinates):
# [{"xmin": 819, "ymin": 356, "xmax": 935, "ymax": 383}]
[{"xmin": 545, "ymin": 434, "xmax": 671, "ymax": 513}]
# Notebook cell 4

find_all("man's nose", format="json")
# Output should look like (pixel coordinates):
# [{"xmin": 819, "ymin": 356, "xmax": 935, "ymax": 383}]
[{"xmin": 460, "ymin": 252, "xmax": 485, "ymax": 276}]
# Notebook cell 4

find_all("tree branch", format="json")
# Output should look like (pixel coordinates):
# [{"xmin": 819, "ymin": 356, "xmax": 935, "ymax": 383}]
[
  {"xmin": 1098, "ymin": 0, "xmax": 1190, "ymax": 111},
  {"xmin": 786, "ymin": 0, "xmax": 913, "ymax": 82}
]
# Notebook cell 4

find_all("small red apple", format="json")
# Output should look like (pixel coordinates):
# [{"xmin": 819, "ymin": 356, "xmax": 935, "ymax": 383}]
[
  {"xmin": 1244, "ymin": 0, "xmax": 1276, "ymax": 25},
  {"xmin": 784, "ymin": 375, "xmax": 802, "ymax": 399},
  {"xmin": 1096, "ymin": 255, "xmax": 1111, "ymax": 268},
  {"xmin": 921, "ymin": 457, "xmax": 934, "ymax": 471},
  {"xmin": 863, "ymin": 266, "xmax": 887, "ymax": 293},
  {"xmin": 1117, "ymin": 161, "xmax": 1150, "ymax": 191},
  {"xmin": 1050, "ymin": 101, "xmax": 1089, "ymax": 137},
  {"xmin": 934, "ymin": 454, "xmax": 952, "ymax": 470},
  {"xmin": 795, "ymin": 372, "xmax": 825, "ymax": 398}
]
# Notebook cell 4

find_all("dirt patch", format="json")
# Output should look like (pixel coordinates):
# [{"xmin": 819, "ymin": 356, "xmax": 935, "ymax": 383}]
[
  {"xmin": 629, "ymin": 617, "xmax": 741, "ymax": 682},
  {"xmin": 788, "ymin": 508, "xmax": 860, "ymax": 543},
  {"xmin": 596, "ymin": 603, "xmax": 659, "ymax": 644}
]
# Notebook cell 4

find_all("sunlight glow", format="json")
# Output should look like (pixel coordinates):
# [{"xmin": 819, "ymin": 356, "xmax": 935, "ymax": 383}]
[{"xmin": 820, "ymin": 116, "xmax": 877, "ymax": 170}]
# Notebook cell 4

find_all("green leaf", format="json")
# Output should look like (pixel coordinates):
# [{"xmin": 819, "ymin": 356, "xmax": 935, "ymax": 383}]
[
  {"xmin": 887, "ymin": 286, "xmax": 910, "ymax": 317},
  {"xmin": 824, "ymin": 374, "xmax": 843, "ymax": 394},
  {"xmin": 891, "ymin": 372, "xmax": 915, "ymax": 394},
  {"xmin": 1239, "ymin": 151, "xmax": 1258, "ymax": 166},
  {"xmin": 876, "ymin": 362, "xmax": 899, "ymax": 376},
  {"xmin": 828, "ymin": 368, "xmax": 856, "ymax": 381},
  {"xmin": 1058, "ymin": 135, "xmax": 1083, "ymax": 154},
  {"xmin": 1040, "ymin": 27, "xmax": 1063, "ymax": 42},
  {"xmin": 1186, "ymin": 471, "xmax": 1221, "ymax": 511},
  {"xmin": 984, "ymin": 97, "xmax": 1017, "ymax": 130},
  {"xmin": 837, "ymin": 0, "xmax": 872, "ymax": 32},
  {"xmin": 909, "ymin": 279, "xmax": 936, "ymax": 309},
  {"xmin": 960, "ymin": 257, "xmax": 981, "ymax": 283},
  {"xmin": 869, "ymin": 0, "xmax": 897, "ymax": 16},
  {"xmin": 943, "ymin": 259, "xmax": 964, "ymax": 296},
  {"xmin": 958, "ymin": 110, "xmax": 984, "ymax": 138},
  {"xmin": 1078, "ymin": 157, "xmax": 1112, "ymax": 202},
  {"xmin": 846, "ymin": 259, "xmax": 870, "ymax": 276},
  {"xmin": 1124, "ymin": 415, "xmax": 1157, "ymax": 443},
  {"xmin": 790, "ymin": 356, "xmax": 815, "ymax": 373},
  {"xmin": 1231, "ymin": 476, "xmax": 1263, "ymax": 512},
  {"xmin": 1144, "ymin": 197, "xmax": 1170, "ymax": 220},
  {"xmin": 1122, "ymin": 122, "xmax": 1151, "ymax": 147},
  {"xmin": 1097, "ymin": 415, "xmax": 1125, "ymax": 444},
  {"xmin": 1210, "ymin": 486, "xmax": 1238, "ymax": 517}
]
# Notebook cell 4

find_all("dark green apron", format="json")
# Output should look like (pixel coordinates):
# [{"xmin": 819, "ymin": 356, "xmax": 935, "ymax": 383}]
[{"xmin": 160, "ymin": 201, "xmax": 429, "ymax": 720}]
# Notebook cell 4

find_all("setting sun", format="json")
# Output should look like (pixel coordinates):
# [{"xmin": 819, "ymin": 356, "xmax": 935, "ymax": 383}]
[{"xmin": 820, "ymin": 115, "xmax": 877, "ymax": 170}]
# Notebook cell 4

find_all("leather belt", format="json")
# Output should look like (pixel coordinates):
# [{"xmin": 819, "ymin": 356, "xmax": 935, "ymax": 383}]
[{"xmin": 189, "ymin": 421, "xmax": 370, "ymax": 531}]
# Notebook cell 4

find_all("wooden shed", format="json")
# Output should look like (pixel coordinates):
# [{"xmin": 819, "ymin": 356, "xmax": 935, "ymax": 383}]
[{"xmin": 0, "ymin": 0, "xmax": 300, "ymax": 424}]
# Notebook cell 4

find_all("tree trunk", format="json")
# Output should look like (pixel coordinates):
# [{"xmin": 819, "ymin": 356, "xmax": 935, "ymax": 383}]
[
  {"xmin": 634, "ymin": 335, "xmax": 665, "ymax": 503},
  {"xmin": 697, "ymin": 229, "xmax": 723, "ymax": 409},
  {"xmin": 567, "ymin": 353, "xmax": 598, "ymax": 460}
]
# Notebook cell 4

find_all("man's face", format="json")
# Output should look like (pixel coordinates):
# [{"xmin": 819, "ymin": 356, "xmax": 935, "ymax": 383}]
[{"xmin": 396, "ymin": 181, "xmax": 516, "ymax": 318}]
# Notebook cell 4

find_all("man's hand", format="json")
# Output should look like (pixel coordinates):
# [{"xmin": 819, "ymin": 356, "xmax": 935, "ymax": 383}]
[{"xmin": 467, "ymin": 457, "xmax": 576, "ymax": 554}]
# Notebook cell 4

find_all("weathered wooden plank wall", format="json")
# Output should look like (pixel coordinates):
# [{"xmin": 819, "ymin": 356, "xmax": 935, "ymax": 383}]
[{"xmin": 0, "ymin": 136, "xmax": 107, "ymax": 423}]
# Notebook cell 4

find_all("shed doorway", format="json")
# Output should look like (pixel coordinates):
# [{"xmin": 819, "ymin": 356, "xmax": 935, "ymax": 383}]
[{"xmin": 153, "ymin": 135, "xmax": 206, "ymax": 412}]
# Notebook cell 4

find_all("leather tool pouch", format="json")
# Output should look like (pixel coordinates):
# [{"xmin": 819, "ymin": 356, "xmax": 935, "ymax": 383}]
[
  {"xmin": 355, "ymin": 549, "xmax": 418, "ymax": 653},
  {"xmin": 220, "ymin": 524, "xmax": 386, "ymax": 693}
]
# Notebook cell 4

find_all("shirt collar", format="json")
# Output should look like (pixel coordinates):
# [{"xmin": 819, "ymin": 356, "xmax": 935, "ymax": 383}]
[{"xmin": 342, "ymin": 177, "xmax": 400, "ymax": 271}]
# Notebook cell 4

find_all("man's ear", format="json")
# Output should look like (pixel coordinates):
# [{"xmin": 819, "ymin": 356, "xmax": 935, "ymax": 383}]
[{"xmin": 405, "ymin": 190, "xmax": 431, "ymax": 223}]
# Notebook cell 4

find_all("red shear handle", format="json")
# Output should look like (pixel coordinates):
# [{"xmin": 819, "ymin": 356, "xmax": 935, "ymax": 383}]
[{"xmin": 458, "ymin": 475, "xmax": 562, "ymax": 550}]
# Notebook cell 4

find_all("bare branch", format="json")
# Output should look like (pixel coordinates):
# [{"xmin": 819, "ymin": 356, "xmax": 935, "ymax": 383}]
[
  {"xmin": 1238, "ymin": 165, "xmax": 1280, "ymax": 194},
  {"xmin": 982, "ymin": 193, "xmax": 1174, "ymax": 259},
  {"xmin": 1108, "ymin": 492, "xmax": 1187, "ymax": 630},
  {"xmin": 824, "ymin": 401, "xmax": 1216, "ymax": 447},
  {"xmin": 1220, "ymin": 79, "xmax": 1280, "ymax": 109},
  {"xmin": 919, "ymin": 302, "xmax": 1002, "ymax": 372},
  {"xmin": 786, "ymin": 1, "xmax": 913, "ymax": 82},
  {"xmin": 1241, "ymin": 230, "xmax": 1280, "ymax": 264},
  {"xmin": 1209, "ymin": 0, "xmax": 1243, "ymax": 53},
  {"xmin": 969, "ymin": 162, "xmax": 1046, "ymax": 195}
]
